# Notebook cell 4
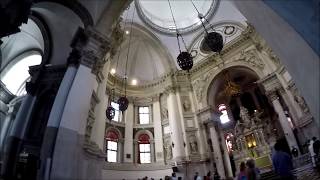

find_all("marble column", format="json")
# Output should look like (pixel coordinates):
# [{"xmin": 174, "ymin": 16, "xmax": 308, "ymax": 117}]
[
  {"xmin": 123, "ymin": 103, "xmax": 134, "ymax": 163},
  {"xmin": 167, "ymin": 88, "xmax": 186, "ymax": 162},
  {"xmin": 153, "ymin": 97, "xmax": 164, "ymax": 163},
  {"xmin": 219, "ymin": 130, "xmax": 233, "ymax": 178},
  {"xmin": 208, "ymin": 122, "xmax": 226, "ymax": 179},
  {"xmin": 90, "ymin": 60, "xmax": 111, "ymax": 150},
  {"xmin": 49, "ymin": 28, "xmax": 111, "ymax": 180},
  {"xmin": 267, "ymin": 90, "xmax": 299, "ymax": 151}
]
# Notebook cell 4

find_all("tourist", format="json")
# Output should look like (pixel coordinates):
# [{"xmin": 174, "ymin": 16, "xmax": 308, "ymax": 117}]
[
  {"xmin": 291, "ymin": 146, "xmax": 299, "ymax": 157},
  {"xmin": 272, "ymin": 141, "xmax": 294, "ymax": 180},
  {"xmin": 171, "ymin": 172, "xmax": 177, "ymax": 180},
  {"xmin": 246, "ymin": 159, "xmax": 258, "ymax": 180},
  {"xmin": 309, "ymin": 138, "xmax": 316, "ymax": 167},
  {"xmin": 194, "ymin": 172, "xmax": 202, "ymax": 180},
  {"xmin": 213, "ymin": 171, "xmax": 220, "ymax": 180},
  {"xmin": 237, "ymin": 162, "xmax": 247, "ymax": 180},
  {"xmin": 204, "ymin": 171, "xmax": 212, "ymax": 180},
  {"xmin": 313, "ymin": 137, "xmax": 320, "ymax": 157}
]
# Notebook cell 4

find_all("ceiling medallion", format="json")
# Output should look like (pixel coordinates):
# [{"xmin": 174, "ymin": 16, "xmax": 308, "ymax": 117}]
[
  {"xmin": 223, "ymin": 72, "xmax": 241, "ymax": 97},
  {"xmin": 224, "ymin": 26, "xmax": 235, "ymax": 35}
]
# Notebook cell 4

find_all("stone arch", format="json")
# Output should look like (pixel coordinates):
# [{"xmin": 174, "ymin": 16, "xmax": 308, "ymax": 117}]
[
  {"xmin": 134, "ymin": 129, "xmax": 154, "ymax": 141},
  {"xmin": 204, "ymin": 63, "xmax": 264, "ymax": 108},
  {"xmin": 105, "ymin": 127, "xmax": 123, "ymax": 140}
]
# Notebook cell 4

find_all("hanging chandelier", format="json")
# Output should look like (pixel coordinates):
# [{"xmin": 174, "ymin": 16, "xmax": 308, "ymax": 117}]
[
  {"xmin": 106, "ymin": 7, "xmax": 131, "ymax": 119},
  {"xmin": 168, "ymin": 0, "xmax": 193, "ymax": 71},
  {"xmin": 223, "ymin": 72, "xmax": 241, "ymax": 97},
  {"xmin": 118, "ymin": 4, "xmax": 137, "ymax": 112},
  {"xmin": 191, "ymin": 0, "xmax": 223, "ymax": 53}
]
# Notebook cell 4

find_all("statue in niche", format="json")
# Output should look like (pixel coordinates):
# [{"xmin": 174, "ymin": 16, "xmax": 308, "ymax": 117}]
[
  {"xmin": 252, "ymin": 110, "xmax": 263, "ymax": 126},
  {"xmin": 161, "ymin": 108, "xmax": 168, "ymax": 119},
  {"xmin": 189, "ymin": 136, "xmax": 198, "ymax": 153},
  {"xmin": 164, "ymin": 144, "xmax": 172, "ymax": 160},
  {"xmin": 190, "ymin": 141, "xmax": 198, "ymax": 153},
  {"xmin": 292, "ymin": 88, "xmax": 309, "ymax": 113},
  {"xmin": 240, "ymin": 106, "xmax": 251, "ymax": 126},
  {"xmin": 183, "ymin": 98, "xmax": 191, "ymax": 112}
]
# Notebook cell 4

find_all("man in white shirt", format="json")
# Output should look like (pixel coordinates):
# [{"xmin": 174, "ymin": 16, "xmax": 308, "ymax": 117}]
[{"xmin": 308, "ymin": 139, "xmax": 316, "ymax": 167}]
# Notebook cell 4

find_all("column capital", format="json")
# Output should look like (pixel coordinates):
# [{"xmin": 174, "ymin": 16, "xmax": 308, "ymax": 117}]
[
  {"xmin": 151, "ymin": 94, "xmax": 160, "ymax": 102},
  {"xmin": 164, "ymin": 85, "xmax": 178, "ymax": 95},
  {"xmin": 69, "ymin": 27, "xmax": 111, "ymax": 76},
  {"xmin": 266, "ymin": 90, "xmax": 279, "ymax": 101}
]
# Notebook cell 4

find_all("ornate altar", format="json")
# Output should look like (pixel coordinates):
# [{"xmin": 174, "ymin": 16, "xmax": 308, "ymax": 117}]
[{"xmin": 231, "ymin": 106, "xmax": 272, "ymax": 170}]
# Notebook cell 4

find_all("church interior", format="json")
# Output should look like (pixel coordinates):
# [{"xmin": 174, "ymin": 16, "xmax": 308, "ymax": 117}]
[{"xmin": 0, "ymin": 0, "xmax": 319, "ymax": 179}]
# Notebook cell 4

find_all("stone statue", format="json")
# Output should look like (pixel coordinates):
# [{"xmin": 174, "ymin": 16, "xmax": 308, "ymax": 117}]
[
  {"xmin": 161, "ymin": 108, "xmax": 168, "ymax": 119},
  {"xmin": 292, "ymin": 89, "xmax": 309, "ymax": 113},
  {"xmin": 165, "ymin": 144, "xmax": 172, "ymax": 160},
  {"xmin": 190, "ymin": 141, "xmax": 198, "ymax": 153},
  {"xmin": 240, "ymin": 106, "xmax": 251, "ymax": 125},
  {"xmin": 183, "ymin": 98, "xmax": 191, "ymax": 112},
  {"xmin": 252, "ymin": 110, "xmax": 263, "ymax": 125}
]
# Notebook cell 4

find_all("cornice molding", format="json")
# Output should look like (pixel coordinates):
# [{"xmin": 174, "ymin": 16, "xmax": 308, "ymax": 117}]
[{"xmin": 105, "ymin": 25, "xmax": 258, "ymax": 98}]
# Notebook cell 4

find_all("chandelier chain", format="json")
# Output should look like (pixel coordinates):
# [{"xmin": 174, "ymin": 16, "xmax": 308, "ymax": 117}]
[
  {"xmin": 168, "ymin": 0, "xmax": 188, "ymax": 51},
  {"xmin": 123, "ymin": 5, "xmax": 136, "ymax": 96}
]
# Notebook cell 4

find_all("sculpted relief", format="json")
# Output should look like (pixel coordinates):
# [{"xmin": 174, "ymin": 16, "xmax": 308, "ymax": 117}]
[
  {"xmin": 189, "ymin": 135, "xmax": 198, "ymax": 154},
  {"xmin": 237, "ymin": 49, "xmax": 264, "ymax": 69},
  {"xmin": 182, "ymin": 97, "xmax": 191, "ymax": 112},
  {"xmin": 164, "ymin": 140, "xmax": 172, "ymax": 161},
  {"xmin": 290, "ymin": 85, "xmax": 310, "ymax": 113}
]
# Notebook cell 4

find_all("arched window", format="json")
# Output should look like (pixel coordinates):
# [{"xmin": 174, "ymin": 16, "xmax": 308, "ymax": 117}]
[
  {"xmin": 1, "ymin": 52, "xmax": 42, "ymax": 96},
  {"xmin": 218, "ymin": 104, "xmax": 230, "ymax": 124},
  {"xmin": 138, "ymin": 134, "xmax": 151, "ymax": 164},
  {"xmin": 105, "ymin": 130, "xmax": 119, "ymax": 162}
]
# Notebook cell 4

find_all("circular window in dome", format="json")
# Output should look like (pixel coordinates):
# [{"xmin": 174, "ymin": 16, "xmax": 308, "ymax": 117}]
[{"xmin": 136, "ymin": 0, "xmax": 219, "ymax": 34}]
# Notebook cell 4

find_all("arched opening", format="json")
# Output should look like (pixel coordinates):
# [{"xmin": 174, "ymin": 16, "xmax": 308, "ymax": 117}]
[
  {"xmin": 105, "ymin": 130, "xmax": 120, "ymax": 163},
  {"xmin": 138, "ymin": 134, "xmax": 151, "ymax": 164},
  {"xmin": 1, "ymin": 51, "xmax": 42, "ymax": 95},
  {"xmin": 207, "ymin": 66, "xmax": 281, "ymax": 171}
]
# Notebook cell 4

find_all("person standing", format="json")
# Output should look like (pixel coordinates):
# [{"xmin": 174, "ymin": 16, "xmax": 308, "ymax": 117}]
[
  {"xmin": 312, "ymin": 137, "xmax": 320, "ymax": 157},
  {"xmin": 237, "ymin": 162, "xmax": 247, "ymax": 180},
  {"xmin": 272, "ymin": 141, "xmax": 294, "ymax": 180},
  {"xmin": 171, "ymin": 172, "xmax": 177, "ymax": 180},
  {"xmin": 246, "ymin": 159, "xmax": 258, "ymax": 180},
  {"xmin": 291, "ymin": 146, "xmax": 299, "ymax": 157},
  {"xmin": 309, "ymin": 138, "xmax": 316, "ymax": 167},
  {"xmin": 194, "ymin": 172, "xmax": 202, "ymax": 180}
]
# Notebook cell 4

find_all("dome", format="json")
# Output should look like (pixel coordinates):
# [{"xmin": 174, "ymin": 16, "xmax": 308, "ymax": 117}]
[
  {"xmin": 136, "ymin": 0, "xmax": 219, "ymax": 34},
  {"xmin": 110, "ymin": 25, "xmax": 174, "ymax": 85}
]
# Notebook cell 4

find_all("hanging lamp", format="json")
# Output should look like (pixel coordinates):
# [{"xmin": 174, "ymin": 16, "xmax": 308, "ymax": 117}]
[
  {"xmin": 106, "ymin": 7, "xmax": 130, "ymax": 120},
  {"xmin": 168, "ymin": 0, "xmax": 193, "ymax": 71},
  {"xmin": 118, "ymin": 4, "xmax": 136, "ymax": 111},
  {"xmin": 190, "ymin": 0, "xmax": 223, "ymax": 53}
]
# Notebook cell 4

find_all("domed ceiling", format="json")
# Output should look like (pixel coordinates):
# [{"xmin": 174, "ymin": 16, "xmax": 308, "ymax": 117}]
[
  {"xmin": 110, "ymin": 0, "xmax": 247, "ymax": 85},
  {"xmin": 110, "ymin": 25, "xmax": 174, "ymax": 84},
  {"xmin": 136, "ymin": 0, "xmax": 218, "ymax": 34}
]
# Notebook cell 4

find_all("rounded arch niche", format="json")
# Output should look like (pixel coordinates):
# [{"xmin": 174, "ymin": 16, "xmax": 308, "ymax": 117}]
[{"xmin": 207, "ymin": 66, "xmax": 265, "ymax": 123}]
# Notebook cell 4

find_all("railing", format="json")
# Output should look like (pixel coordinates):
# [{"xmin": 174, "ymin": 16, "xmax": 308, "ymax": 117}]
[{"xmin": 292, "ymin": 153, "xmax": 311, "ymax": 168}]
